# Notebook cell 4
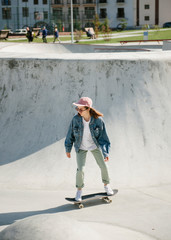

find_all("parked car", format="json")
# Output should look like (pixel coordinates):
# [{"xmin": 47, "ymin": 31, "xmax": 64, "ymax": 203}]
[
  {"xmin": 14, "ymin": 29, "xmax": 27, "ymax": 35},
  {"xmin": 163, "ymin": 22, "xmax": 171, "ymax": 28}
]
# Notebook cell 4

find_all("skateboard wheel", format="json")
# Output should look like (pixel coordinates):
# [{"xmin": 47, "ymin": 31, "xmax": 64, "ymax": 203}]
[
  {"xmin": 102, "ymin": 197, "xmax": 111, "ymax": 203},
  {"xmin": 79, "ymin": 204, "xmax": 84, "ymax": 209}
]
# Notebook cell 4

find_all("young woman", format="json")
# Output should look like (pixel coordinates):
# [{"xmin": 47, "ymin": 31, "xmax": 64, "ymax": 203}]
[{"xmin": 65, "ymin": 97, "xmax": 113, "ymax": 201}]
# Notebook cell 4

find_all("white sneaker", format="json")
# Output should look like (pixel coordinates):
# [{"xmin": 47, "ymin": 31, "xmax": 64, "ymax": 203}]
[
  {"xmin": 104, "ymin": 184, "xmax": 114, "ymax": 195},
  {"xmin": 75, "ymin": 190, "xmax": 82, "ymax": 202}
]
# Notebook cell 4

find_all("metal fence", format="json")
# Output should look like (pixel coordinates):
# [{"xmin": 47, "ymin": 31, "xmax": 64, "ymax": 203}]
[{"xmin": 1, "ymin": 10, "xmax": 98, "ymax": 32}]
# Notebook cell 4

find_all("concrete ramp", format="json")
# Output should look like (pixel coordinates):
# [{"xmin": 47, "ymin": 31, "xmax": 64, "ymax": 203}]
[
  {"xmin": 0, "ymin": 43, "xmax": 171, "ymax": 190},
  {"xmin": 0, "ymin": 42, "xmax": 155, "ymax": 55}
]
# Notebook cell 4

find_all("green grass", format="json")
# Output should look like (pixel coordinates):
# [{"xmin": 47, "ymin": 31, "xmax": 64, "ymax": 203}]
[{"xmin": 79, "ymin": 29, "xmax": 171, "ymax": 44}]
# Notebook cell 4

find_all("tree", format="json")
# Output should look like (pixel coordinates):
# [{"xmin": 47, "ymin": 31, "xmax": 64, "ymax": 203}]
[
  {"xmin": 102, "ymin": 18, "xmax": 111, "ymax": 41},
  {"xmin": 94, "ymin": 14, "xmax": 100, "ymax": 38},
  {"xmin": 117, "ymin": 19, "xmax": 127, "ymax": 31}
]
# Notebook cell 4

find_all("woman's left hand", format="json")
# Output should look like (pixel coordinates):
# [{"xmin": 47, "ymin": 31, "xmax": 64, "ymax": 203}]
[{"xmin": 104, "ymin": 157, "xmax": 109, "ymax": 162}]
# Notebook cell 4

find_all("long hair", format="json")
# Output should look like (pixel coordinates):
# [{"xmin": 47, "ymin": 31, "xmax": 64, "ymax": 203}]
[
  {"xmin": 89, "ymin": 107, "xmax": 103, "ymax": 119},
  {"xmin": 77, "ymin": 107, "xmax": 103, "ymax": 119}
]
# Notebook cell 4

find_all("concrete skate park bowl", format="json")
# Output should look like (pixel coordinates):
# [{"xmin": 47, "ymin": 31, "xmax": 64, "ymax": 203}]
[{"xmin": 0, "ymin": 42, "xmax": 171, "ymax": 240}]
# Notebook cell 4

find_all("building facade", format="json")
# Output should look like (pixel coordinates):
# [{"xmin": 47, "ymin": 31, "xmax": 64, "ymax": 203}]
[
  {"xmin": 96, "ymin": 0, "xmax": 136, "ymax": 29},
  {"xmin": 51, "ymin": 0, "xmax": 97, "ymax": 31},
  {"xmin": 0, "ymin": 0, "xmax": 170, "ymax": 31},
  {"xmin": 159, "ymin": 0, "xmax": 171, "ymax": 26},
  {"xmin": 136, "ymin": 0, "xmax": 171, "ymax": 27},
  {"xmin": 51, "ymin": 0, "xmax": 136, "ymax": 31},
  {"xmin": 0, "ymin": 0, "xmax": 50, "ymax": 31}
]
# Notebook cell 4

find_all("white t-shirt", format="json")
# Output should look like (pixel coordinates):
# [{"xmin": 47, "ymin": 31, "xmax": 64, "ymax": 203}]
[{"xmin": 80, "ymin": 118, "xmax": 97, "ymax": 151}]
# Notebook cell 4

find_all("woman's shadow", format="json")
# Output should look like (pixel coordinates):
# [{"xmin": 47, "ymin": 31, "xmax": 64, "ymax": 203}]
[{"xmin": 0, "ymin": 203, "xmax": 75, "ymax": 226}]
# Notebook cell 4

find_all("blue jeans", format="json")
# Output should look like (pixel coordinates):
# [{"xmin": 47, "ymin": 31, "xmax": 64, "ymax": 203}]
[{"xmin": 76, "ymin": 148, "xmax": 110, "ymax": 189}]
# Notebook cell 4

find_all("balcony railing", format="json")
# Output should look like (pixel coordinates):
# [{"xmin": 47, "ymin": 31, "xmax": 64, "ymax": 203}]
[{"xmin": 84, "ymin": 10, "xmax": 95, "ymax": 19}]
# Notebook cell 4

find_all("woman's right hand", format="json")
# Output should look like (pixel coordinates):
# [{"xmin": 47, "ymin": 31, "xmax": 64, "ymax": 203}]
[{"xmin": 66, "ymin": 152, "xmax": 71, "ymax": 158}]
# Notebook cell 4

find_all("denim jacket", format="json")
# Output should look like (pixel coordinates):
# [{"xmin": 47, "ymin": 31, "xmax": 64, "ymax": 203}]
[{"xmin": 65, "ymin": 114, "xmax": 110, "ymax": 158}]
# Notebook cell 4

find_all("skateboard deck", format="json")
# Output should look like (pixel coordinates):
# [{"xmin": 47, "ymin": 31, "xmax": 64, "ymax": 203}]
[{"xmin": 65, "ymin": 189, "xmax": 118, "ymax": 208}]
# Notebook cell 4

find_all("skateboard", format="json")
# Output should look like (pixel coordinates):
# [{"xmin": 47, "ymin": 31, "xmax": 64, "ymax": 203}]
[{"xmin": 65, "ymin": 189, "xmax": 118, "ymax": 209}]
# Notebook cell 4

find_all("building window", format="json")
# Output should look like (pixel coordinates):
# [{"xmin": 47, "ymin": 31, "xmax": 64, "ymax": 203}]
[
  {"xmin": 34, "ymin": 11, "xmax": 43, "ymax": 20},
  {"xmin": 74, "ymin": 7, "xmax": 79, "ymax": 18},
  {"xmin": 22, "ymin": 0, "xmax": 28, "ymax": 2},
  {"xmin": 117, "ymin": 8, "xmax": 124, "ymax": 18},
  {"xmin": 2, "ymin": 7, "xmax": 11, "ymax": 19},
  {"xmin": 100, "ymin": 8, "xmax": 107, "ymax": 18},
  {"xmin": 85, "ymin": 7, "xmax": 95, "ymax": 19},
  {"xmin": 68, "ymin": 7, "xmax": 79, "ymax": 18},
  {"xmin": 144, "ymin": 16, "xmax": 150, "ymax": 21},
  {"xmin": 43, "ymin": 0, "xmax": 47, "ymax": 4},
  {"xmin": 34, "ymin": 0, "xmax": 38, "ymax": 4},
  {"xmin": 43, "ymin": 11, "xmax": 48, "ymax": 19},
  {"xmin": 54, "ymin": 0, "xmax": 62, "ymax": 3},
  {"xmin": 99, "ymin": 0, "xmax": 107, "ymax": 3},
  {"xmin": 84, "ymin": 0, "xmax": 94, "ymax": 3},
  {"xmin": 144, "ymin": 4, "xmax": 150, "ymax": 9},
  {"xmin": 53, "ymin": 8, "xmax": 63, "ymax": 20},
  {"xmin": 2, "ymin": 0, "xmax": 11, "ymax": 5},
  {"xmin": 117, "ymin": 0, "xmax": 125, "ymax": 3},
  {"xmin": 23, "ymin": 7, "xmax": 29, "ymax": 17}
]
